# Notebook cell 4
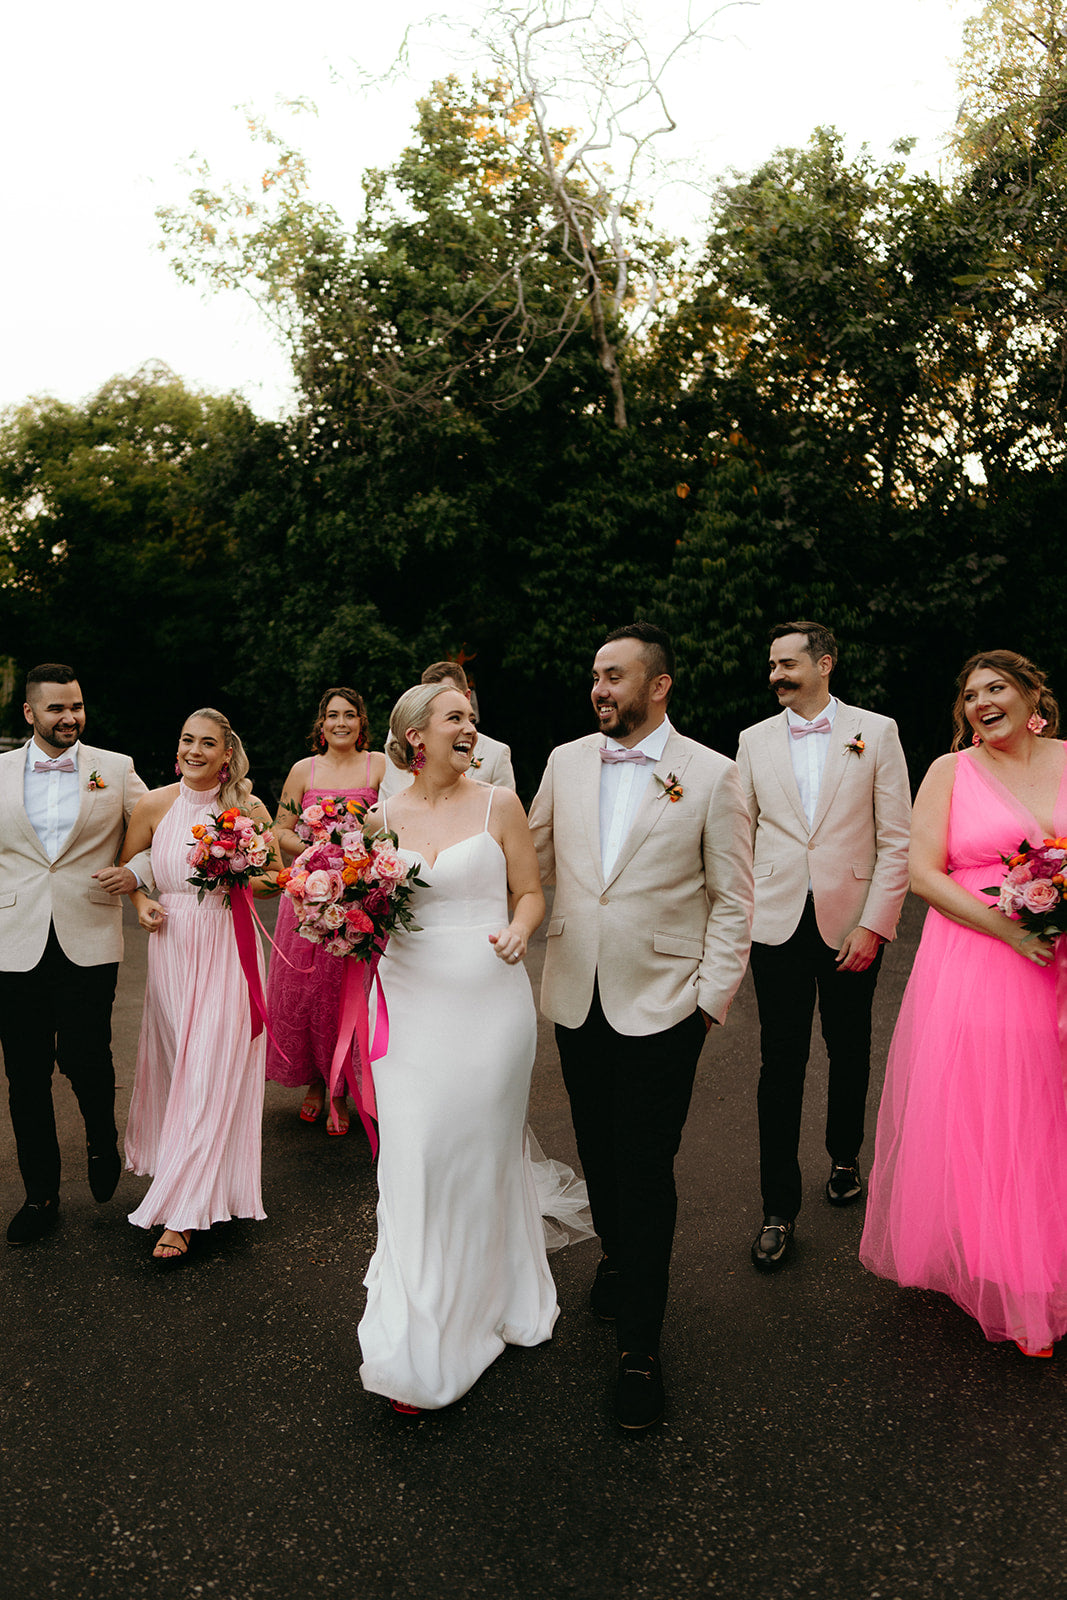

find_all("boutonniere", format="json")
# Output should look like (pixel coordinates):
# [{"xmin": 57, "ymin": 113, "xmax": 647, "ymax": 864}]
[
  {"xmin": 844, "ymin": 733, "xmax": 865, "ymax": 757},
  {"xmin": 469, "ymin": 756, "xmax": 483, "ymax": 771},
  {"xmin": 653, "ymin": 771, "xmax": 684, "ymax": 803},
  {"xmin": 88, "ymin": 770, "xmax": 107, "ymax": 790}
]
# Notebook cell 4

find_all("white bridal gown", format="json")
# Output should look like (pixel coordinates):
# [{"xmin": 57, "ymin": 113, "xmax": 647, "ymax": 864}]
[{"xmin": 358, "ymin": 792, "xmax": 592, "ymax": 1410}]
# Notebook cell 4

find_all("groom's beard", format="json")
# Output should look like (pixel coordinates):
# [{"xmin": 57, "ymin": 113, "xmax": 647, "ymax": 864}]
[
  {"xmin": 29, "ymin": 714, "xmax": 83, "ymax": 752},
  {"xmin": 594, "ymin": 691, "xmax": 651, "ymax": 740}
]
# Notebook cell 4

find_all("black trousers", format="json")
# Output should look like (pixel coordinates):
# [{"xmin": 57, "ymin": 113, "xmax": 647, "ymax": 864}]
[
  {"xmin": 0, "ymin": 925, "xmax": 119, "ymax": 1202},
  {"xmin": 749, "ymin": 898, "xmax": 883, "ymax": 1221},
  {"xmin": 555, "ymin": 985, "xmax": 706, "ymax": 1353}
]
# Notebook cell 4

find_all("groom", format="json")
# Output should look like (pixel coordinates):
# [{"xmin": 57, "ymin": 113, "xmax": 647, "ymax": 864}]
[
  {"xmin": 529, "ymin": 623, "xmax": 753, "ymax": 1429},
  {"xmin": 0, "ymin": 663, "xmax": 149, "ymax": 1244}
]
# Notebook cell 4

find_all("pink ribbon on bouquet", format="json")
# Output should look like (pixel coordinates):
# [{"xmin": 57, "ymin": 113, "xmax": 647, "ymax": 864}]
[
  {"xmin": 328, "ymin": 953, "xmax": 389, "ymax": 1158},
  {"xmin": 230, "ymin": 885, "xmax": 289, "ymax": 1058}
]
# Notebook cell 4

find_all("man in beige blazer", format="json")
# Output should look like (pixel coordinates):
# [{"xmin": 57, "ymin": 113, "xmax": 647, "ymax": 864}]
[
  {"xmin": 736, "ymin": 621, "xmax": 911, "ymax": 1272},
  {"xmin": 379, "ymin": 659, "xmax": 516, "ymax": 800},
  {"xmin": 0, "ymin": 664, "xmax": 149, "ymax": 1244},
  {"xmin": 530, "ymin": 623, "xmax": 753, "ymax": 1429}
]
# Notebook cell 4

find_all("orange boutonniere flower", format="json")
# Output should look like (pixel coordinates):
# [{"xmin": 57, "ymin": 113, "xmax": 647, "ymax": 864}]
[
  {"xmin": 844, "ymin": 733, "xmax": 865, "ymax": 757},
  {"xmin": 653, "ymin": 771, "xmax": 684, "ymax": 803},
  {"xmin": 88, "ymin": 770, "xmax": 106, "ymax": 791}
]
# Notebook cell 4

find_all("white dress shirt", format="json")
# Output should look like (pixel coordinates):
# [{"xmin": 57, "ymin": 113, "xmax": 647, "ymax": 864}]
[
  {"xmin": 786, "ymin": 698, "xmax": 837, "ymax": 829},
  {"xmin": 24, "ymin": 737, "xmax": 82, "ymax": 861},
  {"xmin": 599, "ymin": 717, "xmax": 671, "ymax": 880}
]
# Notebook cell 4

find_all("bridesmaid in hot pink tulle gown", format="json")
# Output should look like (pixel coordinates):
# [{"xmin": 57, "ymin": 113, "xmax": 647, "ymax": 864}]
[
  {"xmin": 265, "ymin": 688, "xmax": 386, "ymax": 1135},
  {"xmin": 121, "ymin": 709, "xmax": 281, "ymax": 1263},
  {"xmin": 861, "ymin": 651, "xmax": 1067, "ymax": 1357}
]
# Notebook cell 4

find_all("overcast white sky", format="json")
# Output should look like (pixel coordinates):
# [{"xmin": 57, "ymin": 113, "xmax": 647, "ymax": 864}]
[{"xmin": 2, "ymin": 0, "xmax": 973, "ymax": 420}]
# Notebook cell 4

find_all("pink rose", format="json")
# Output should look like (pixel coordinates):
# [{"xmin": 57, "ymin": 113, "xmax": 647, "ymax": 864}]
[
  {"xmin": 231, "ymin": 852, "xmax": 248, "ymax": 873},
  {"xmin": 322, "ymin": 904, "xmax": 346, "ymax": 929},
  {"xmin": 1021, "ymin": 879, "xmax": 1060, "ymax": 913},
  {"xmin": 303, "ymin": 869, "xmax": 337, "ymax": 903},
  {"xmin": 345, "ymin": 907, "xmax": 374, "ymax": 934},
  {"xmin": 1004, "ymin": 864, "xmax": 1032, "ymax": 886},
  {"xmin": 362, "ymin": 884, "xmax": 390, "ymax": 916},
  {"xmin": 303, "ymin": 804, "xmax": 325, "ymax": 827},
  {"xmin": 368, "ymin": 845, "xmax": 407, "ymax": 886}
]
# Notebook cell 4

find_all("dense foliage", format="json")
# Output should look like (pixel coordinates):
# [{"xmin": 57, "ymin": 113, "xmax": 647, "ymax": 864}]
[{"xmin": 3, "ymin": 6, "xmax": 1066, "ymax": 797}]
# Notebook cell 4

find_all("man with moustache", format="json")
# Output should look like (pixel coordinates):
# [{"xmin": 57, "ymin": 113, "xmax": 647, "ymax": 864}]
[
  {"xmin": 529, "ymin": 622, "xmax": 753, "ymax": 1429},
  {"xmin": 737, "ymin": 622, "xmax": 911, "ymax": 1272},
  {"xmin": 0, "ymin": 664, "xmax": 150, "ymax": 1244},
  {"xmin": 379, "ymin": 660, "xmax": 515, "ymax": 799}
]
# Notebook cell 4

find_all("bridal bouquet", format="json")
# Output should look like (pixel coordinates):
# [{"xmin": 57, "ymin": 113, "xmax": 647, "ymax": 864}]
[
  {"xmin": 277, "ymin": 805, "xmax": 424, "ymax": 959},
  {"xmin": 984, "ymin": 837, "xmax": 1067, "ymax": 941},
  {"xmin": 186, "ymin": 808, "xmax": 275, "ymax": 906}
]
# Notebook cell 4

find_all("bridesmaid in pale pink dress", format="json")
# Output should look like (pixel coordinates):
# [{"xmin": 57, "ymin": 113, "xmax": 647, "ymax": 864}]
[
  {"xmin": 861, "ymin": 651, "xmax": 1067, "ymax": 1357},
  {"xmin": 265, "ymin": 687, "xmax": 386, "ymax": 1135},
  {"xmin": 121, "ymin": 709, "xmax": 280, "ymax": 1263}
]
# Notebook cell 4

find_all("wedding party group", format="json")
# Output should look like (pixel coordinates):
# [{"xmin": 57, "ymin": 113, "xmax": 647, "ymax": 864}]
[{"xmin": 3, "ymin": 621, "xmax": 1066, "ymax": 1433}]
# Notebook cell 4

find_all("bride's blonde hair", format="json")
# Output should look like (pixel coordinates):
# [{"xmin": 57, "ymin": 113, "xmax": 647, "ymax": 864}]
[
  {"xmin": 387, "ymin": 683, "xmax": 458, "ymax": 770},
  {"xmin": 184, "ymin": 707, "xmax": 253, "ymax": 811}
]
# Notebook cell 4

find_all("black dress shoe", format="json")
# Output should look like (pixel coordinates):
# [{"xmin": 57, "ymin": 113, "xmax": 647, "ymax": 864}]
[
  {"xmin": 751, "ymin": 1216, "xmax": 794, "ymax": 1272},
  {"xmin": 826, "ymin": 1162, "xmax": 863, "ymax": 1206},
  {"xmin": 87, "ymin": 1143, "xmax": 122, "ymax": 1203},
  {"xmin": 590, "ymin": 1255, "xmax": 620, "ymax": 1321},
  {"xmin": 614, "ymin": 1352, "xmax": 664, "ymax": 1430},
  {"xmin": 7, "ymin": 1199, "xmax": 59, "ymax": 1246}
]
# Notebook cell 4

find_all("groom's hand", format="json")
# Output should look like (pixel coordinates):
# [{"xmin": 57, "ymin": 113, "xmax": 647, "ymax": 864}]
[
  {"xmin": 93, "ymin": 866, "xmax": 138, "ymax": 895},
  {"xmin": 835, "ymin": 926, "xmax": 881, "ymax": 972}
]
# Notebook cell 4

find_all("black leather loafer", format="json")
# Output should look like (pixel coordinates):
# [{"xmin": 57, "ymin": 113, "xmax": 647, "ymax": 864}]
[
  {"xmin": 7, "ymin": 1199, "xmax": 60, "ymax": 1246},
  {"xmin": 590, "ymin": 1255, "xmax": 620, "ymax": 1321},
  {"xmin": 825, "ymin": 1163, "xmax": 863, "ymax": 1206},
  {"xmin": 88, "ymin": 1144, "xmax": 122, "ymax": 1203},
  {"xmin": 751, "ymin": 1216, "xmax": 795, "ymax": 1272},
  {"xmin": 614, "ymin": 1352, "xmax": 664, "ymax": 1430}
]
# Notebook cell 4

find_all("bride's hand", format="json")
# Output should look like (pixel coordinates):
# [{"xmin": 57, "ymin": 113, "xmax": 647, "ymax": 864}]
[{"xmin": 489, "ymin": 925, "xmax": 527, "ymax": 965}]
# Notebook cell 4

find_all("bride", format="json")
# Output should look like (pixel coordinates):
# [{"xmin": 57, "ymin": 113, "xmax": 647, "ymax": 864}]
[{"xmin": 357, "ymin": 681, "xmax": 591, "ymax": 1414}]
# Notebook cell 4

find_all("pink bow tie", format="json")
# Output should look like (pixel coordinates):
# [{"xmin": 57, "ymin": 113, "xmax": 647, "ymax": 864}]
[
  {"xmin": 599, "ymin": 747, "xmax": 650, "ymax": 764},
  {"xmin": 33, "ymin": 757, "xmax": 76, "ymax": 772},
  {"xmin": 789, "ymin": 717, "xmax": 832, "ymax": 740}
]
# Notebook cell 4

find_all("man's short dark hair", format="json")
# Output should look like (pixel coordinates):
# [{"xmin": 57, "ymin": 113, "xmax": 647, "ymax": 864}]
[
  {"xmin": 421, "ymin": 660, "xmax": 469, "ymax": 692},
  {"xmin": 768, "ymin": 621, "xmax": 838, "ymax": 670},
  {"xmin": 26, "ymin": 663, "xmax": 78, "ymax": 697},
  {"xmin": 601, "ymin": 622, "xmax": 675, "ymax": 685}
]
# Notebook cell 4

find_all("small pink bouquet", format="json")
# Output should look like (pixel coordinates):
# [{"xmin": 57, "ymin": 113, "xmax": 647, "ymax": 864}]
[
  {"xmin": 186, "ymin": 807, "xmax": 275, "ymax": 907},
  {"xmin": 278, "ymin": 805, "xmax": 424, "ymax": 958},
  {"xmin": 983, "ymin": 837, "xmax": 1067, "ymax": 942},
  {"xmin": 289, "ymin": 794, "xmax": 368, "ymax": 845}
]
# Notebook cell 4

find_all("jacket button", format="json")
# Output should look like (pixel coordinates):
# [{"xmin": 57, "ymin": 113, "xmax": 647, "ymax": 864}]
[
  {"xmin": 49, "ymin": 864, "xmax": 57, "ymax": 873},
  {"xmin": 599, "ymin": 893, "xmax": 609, "ymax": 905},
  {"xmin": 807, "ymin": 841, "xmax": 815, "ymax": 851}
]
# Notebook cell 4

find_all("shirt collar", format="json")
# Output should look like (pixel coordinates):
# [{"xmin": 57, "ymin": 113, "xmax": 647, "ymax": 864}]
[
  {"xmin": 605, "ymin": 717, "xmax": 672, "ymax": 761},
  {"xmin": 26, "ymin": 738, "xmax": 81, "ymax": 768},
  {"xmin": 785, "ymin": 699, "xmax": 837, "ymax": 730}
]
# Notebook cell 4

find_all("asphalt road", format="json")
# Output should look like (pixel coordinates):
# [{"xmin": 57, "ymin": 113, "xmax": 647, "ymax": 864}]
[{"xmin": 3, "ymin": 896, "xmax": 1066, "ymax": 1600}]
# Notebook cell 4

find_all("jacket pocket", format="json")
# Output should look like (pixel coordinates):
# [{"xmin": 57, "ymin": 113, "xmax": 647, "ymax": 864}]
[
  {"xmin": 88, "ymin": 888, "xmax": 121, "ymax": 907},
  {"xmin": 653, "ymin": 931, "xmax": 704, "ymax": 959},
  {"xmin": 850, "ymin": 864, "xmax": 874, "ymax": 882},
  {"xmin": 753, "ymin": 862, "xmax": 774, "ymax": 879},
  {"xmin": 547, "ymin": 915, "xmax": 565, "ymax": 938},
  {"xmin": 0, "ymin": 892, "xmax": 15, "ymax": 909}
]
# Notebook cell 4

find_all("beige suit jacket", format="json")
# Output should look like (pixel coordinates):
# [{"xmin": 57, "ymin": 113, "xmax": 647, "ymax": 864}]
[
  {"xmin": 529, "ymin": 730, "xmax": 754, "ymax": 1035},
  {"xmin": 736, "ymin": 701, "xmax": 911, "ymax": 950},
  {"xmin": 0, "ymin": 743, "xmax": 148, "ymax": 970},
  {"xmin": 379, "ymin": 730, "xmax": 516, "ymax": 800}
]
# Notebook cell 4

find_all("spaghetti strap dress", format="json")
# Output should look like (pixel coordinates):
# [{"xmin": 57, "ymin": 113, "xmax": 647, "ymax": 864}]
[
  {"xmin": 265, "ymin": 755, "xmax": 379, "ymax": 1092},
  {"xmin": 358, "ymin": 789, "xmax": 592, "ymax": 1409},
  {"xmin": 860, "ymin": 747, "xmax": 1067, "ymax": 1351}
]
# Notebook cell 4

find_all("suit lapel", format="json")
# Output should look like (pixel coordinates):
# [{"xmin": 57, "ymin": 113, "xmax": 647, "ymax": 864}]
[
  {"xmin": 603, "ymin": 733, "xmax": 691, "ymax": 890},
  {"xmin": 1, "ymin": 748, "xmax": 51, "ymax": 862},
  {"xmin": 579, "ymin": 740, "xmax": 605, "ymax": 884},
  {"xmin": 810, "ymin": 702, "xmax": 857, "ymax": 836},
  {"xmin": 54, "ymin": 747, "xmax": 96, "ymax": 863},
  {"xmin": 768, "ymin": 715, "xmax": 810, "ymax": 833}
]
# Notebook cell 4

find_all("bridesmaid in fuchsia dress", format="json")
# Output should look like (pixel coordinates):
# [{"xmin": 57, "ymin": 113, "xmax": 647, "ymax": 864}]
[
  {"xmin": 265, "ymin": 688, "xmax": 386, "ymax": 1135},
  {"xmin": 861, "ymin": 651, "xmax": 1067, "ymax": 1358},
  {"xmin": 121, "ymin": 709, "xmax": 280, "ymax": 1263}
]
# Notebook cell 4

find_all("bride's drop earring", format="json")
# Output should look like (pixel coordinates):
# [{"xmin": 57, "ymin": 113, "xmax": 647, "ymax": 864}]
[{"xmin": 412, "ymin": 747, "xmax": 426, "ymax": 774}]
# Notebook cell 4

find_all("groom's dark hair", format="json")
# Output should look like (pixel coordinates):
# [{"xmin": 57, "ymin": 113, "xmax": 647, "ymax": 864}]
[
  {"xmin": 26, "ymin": 663, "xmax": 77, "ymax": 696},
  {"xmin": 601, "ymin": 622, "xmax": 675, "ymax": 688}
]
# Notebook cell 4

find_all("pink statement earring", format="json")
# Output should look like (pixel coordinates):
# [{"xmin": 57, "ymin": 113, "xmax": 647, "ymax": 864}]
[
  {"xmin": 412, "ymin": 747, "xmax": 426, "ymax": 774},
  {"xmin": 971, "ymin": 732, "xmax": 982, "ymax": 747},
  {"xmin": 319, "ymin": 733, "xmax": 327, "ymax": 749},
  {"xmin": 1027, "ymin": 712, "xmax": 1048, "ymax": 734},
  {"xmin": 175, "ymin": 761, "xmax": 181, "ymax": 775},
  {"xmin": 218, "ymin": 762, "xmax": 231, "ymax": 783}
]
